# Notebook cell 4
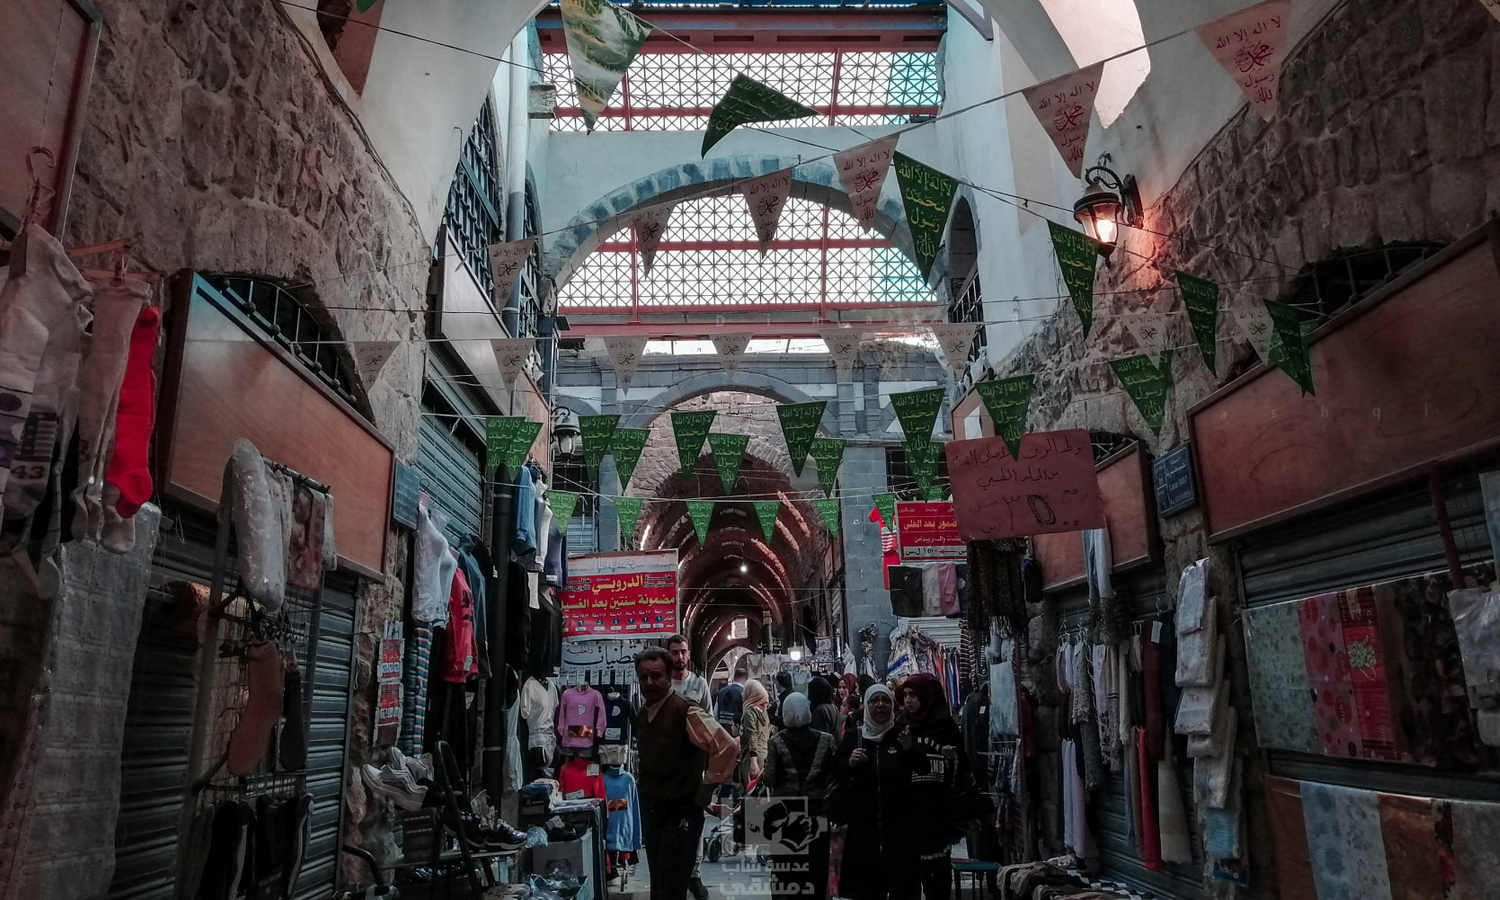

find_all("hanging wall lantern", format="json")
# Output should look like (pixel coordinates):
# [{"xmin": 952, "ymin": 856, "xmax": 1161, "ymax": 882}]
[
  {"xmin": 551, "ymin": 405, "xmax": 581, "ymax": 458},
  {"xmin": 1073, "ymin": 154, "xmax": 1143, "ymax": 261}
]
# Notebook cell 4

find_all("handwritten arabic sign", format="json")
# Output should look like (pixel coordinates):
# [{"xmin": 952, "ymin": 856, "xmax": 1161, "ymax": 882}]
[
  {"xmin": 1109, "ymin": 351, "xmax": 1173, "ymax": 436},
  {"xmin": 610, "ymin": 428, "xmax": 650, "ymax": 490},
  {"xmin": 893, "ymin": 152, "xmax": 958, "ymax": 281},
  {"xmin": 835, "ymin": 136, "xmax": 899, "ymax": 230},
  {"xmin": 561, "ymin": 551, "xmax": 680, "ymax": 638},
  {"xmin": 945, "ymin": 430, "xmax": 1106, "ymax": 540},
  {"xmin": 1196, "ymin": 0, "xmax": 1291, "ymax": 121},
  {"xmin": 777, "ymin": 401, "xmax": 826, "ymax": 477},
  {"xmin": 672, "ymin": 410, "xmax": 717, "ymax": 476},
  {"xmin": 895, "ymin": 501, "xmax": 966, "ymax": 562},
  {"xmin": 1176, "ymin": 271, "xmax": 1221, "ymax": 374},
  {"xmin": 1021, "ymin": 63, "xmax": 1104, "ymax": 177},
  {"xmin": 742, "ymin": 168, "xmax": 794, "ymax": 251},
  {"xmin": 702, "ymin": 74, "xmax": 819, "ymax": 156},
  {"xmin": 1048, "ymin": 221, "xmax": 1099, "ymax": 337}
]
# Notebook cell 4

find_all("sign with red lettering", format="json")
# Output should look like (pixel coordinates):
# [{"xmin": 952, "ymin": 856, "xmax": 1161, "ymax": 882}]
[
  {"xmin": 945, "ymin": 430, "xmax": 1106, "ymax": 539},
  {"xmin": 561, "ymin": 550, "xmax": 680, "ymax": 638},
  {"xmin": 895, "ymin": 502, "xmax": 966, "ymax": 562}
]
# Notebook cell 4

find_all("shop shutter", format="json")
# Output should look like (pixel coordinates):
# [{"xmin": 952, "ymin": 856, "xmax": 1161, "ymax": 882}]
[
  {"xmin": 109, "ymin": 509, "xmax": 359, "ymax": 900},
  {"xmin": 418, "ymin": 413, "xmax": 485, "ymax": 546},
  {"xmin": 1236, "ymin": 471, "xmax": 1492, "ymax": 609},
  {"xmin": 905, "ymin": 615, "xmax": 965, "ymax": 647}
]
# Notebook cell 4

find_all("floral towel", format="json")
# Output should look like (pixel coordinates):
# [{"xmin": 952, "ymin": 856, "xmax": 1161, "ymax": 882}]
[
  {"xmin": 1265, "ymin": 777, "xmax": 1316, "ymax": 900},
  {"xmin": 1338, "ymin": 586, "xmax": 1401, "ymax": 759},
  {"xmin": 1299, "ymin": 592, "xmax": 1362, "ymax": 758},
  {"xmin": 1243, "ymin": 601, "xmax": 1320, "ymax": 754}
]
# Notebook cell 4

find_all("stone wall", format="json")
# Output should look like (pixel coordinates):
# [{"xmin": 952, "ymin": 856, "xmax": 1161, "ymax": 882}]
[
  {"xmin": 994, "ymin": 0, "xmax": 1500, "ymax": 894},
  {"xmin": 64, "ymin": 0, "xmax": 433, "ymax": 876}
]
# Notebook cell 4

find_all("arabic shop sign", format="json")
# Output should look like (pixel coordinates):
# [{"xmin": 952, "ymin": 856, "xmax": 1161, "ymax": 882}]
[{"xmin": 560, "ymin": 550, "xmax": 680, "ymax": 638}]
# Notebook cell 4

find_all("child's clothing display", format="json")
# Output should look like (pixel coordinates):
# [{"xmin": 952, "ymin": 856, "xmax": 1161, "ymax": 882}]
[
  {"xmin": 556, "ymin": 684, "xmax": 607, "ymax": 750},
  {"xmin": 600, "ymin": 688, "xmax": 633, "ymax": 745},
  {"xmin": 559, "ymin": 757, "xmax": 607, "ymax": 801},
  {"xmin": 603, "ymin": 765, "xmax": 642, "ymax": 852},
  {"xmin": 521, "ymin": 676, "xmax": 560, "ymax": 756}
]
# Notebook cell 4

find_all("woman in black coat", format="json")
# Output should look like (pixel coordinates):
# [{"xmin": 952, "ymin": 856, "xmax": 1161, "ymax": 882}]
[
  {"xmin": 896, "ymin": 672, "xmax": 977, "ymax": 900},
  {"xmin": 828, "ymin": 684, "xmax": 917, "ymax": 900},
  {"xmin": 808, "ymin": 675, "xmax": 840, "ymax": 736}
]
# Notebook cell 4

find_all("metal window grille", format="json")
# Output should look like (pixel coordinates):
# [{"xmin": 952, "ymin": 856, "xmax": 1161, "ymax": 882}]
[
  {"xmin": 209, "ymin": 276, "xmax": 358, "ymax": 407},
  {"xmin": 516, "ymin": 187, "xmax": 544, "ymax": 339},
  {"xmin": 948, "ymin": 271, "xmax": 986, "ymax": 368},
  {"xmin": 1280, "ymin": 242, "xmax": 1444, "ymax": 321},
  {"xmin": 557, "ymin": 195, "xmax": 934, "ymax": 311},
  {"xmin": 543, "ymin": 49, "xmax": 940, "ymax": 132},
  {"xmin": 885, "ymin": 444, "xmax": 950, "ymax": 500},
  {"xmin": 443, "ymin": 100, "xmax": 505, "ymax": 297}
]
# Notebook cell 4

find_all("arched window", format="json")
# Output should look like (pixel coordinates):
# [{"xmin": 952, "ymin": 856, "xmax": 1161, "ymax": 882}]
[
  {"xmin": 208, "ymin": 276, "xmax": 359, "ymax": 409},
  {"xmin": 443, "ymin": 100, "xmax": 505, "ymax": 297}
]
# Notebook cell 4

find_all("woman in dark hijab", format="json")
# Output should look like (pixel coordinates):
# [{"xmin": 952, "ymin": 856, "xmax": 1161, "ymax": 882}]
[
  {"xmin": 896, "ymin": 672, "xmax": 976, "ymax": 900},
  {"xmin": 836, "ymin": 673, "xmax": 860, "ymax": 739},
  {"xmin": 808, "ymin": 674, "xmax": 840, "ymax": 736}
]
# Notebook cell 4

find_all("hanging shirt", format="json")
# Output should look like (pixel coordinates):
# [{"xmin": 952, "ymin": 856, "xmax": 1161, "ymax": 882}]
[
  {"xmin": 459, "ymin": 550, "xmax": 491, "ymax": 678},
  {"xmin": 521, "ymin": 677, "xmax": 560, "ymax": 751},
  {"xmin": 868, "ymin": 507, "xmax": 900, "ymax": 589},
  {"xmin": 543, "ymin": 518, "xmax": 567, "ymax": 587},
  {"xmin": 602, "ymin": 767, "xmax": 643, "ymax": 852},
  {"xmin": 514, "ymin": 466, "xmax": 537, "ymax": 555},
  {"xmin": 441, "ymin": 562, "xmax": 479, "ymax": 682},
  {"xmin": 600, "ymin": 689, "xmax": 634, "ymax": 745},
  {"xmin": 559, "ymin": 757, "xmax": 607, "ymax": 800},
  {"xmin": 556, "ymin": 685, "xmax": 607, "ymax": 748},
  {"xmin": 889, "ymin": 566, "xmax": 925, "ymax": 618}
]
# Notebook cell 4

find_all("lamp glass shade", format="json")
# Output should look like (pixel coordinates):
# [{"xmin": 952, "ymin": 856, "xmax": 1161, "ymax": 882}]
[{"xmin": 1073, "ymin": 186, "xmax": 1123, "ymax": 254}]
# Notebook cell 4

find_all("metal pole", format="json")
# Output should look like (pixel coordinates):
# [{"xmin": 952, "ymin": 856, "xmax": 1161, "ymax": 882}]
[{"xmin": 482, "ymin": 463, "xmax": 517, "ymax": 799}]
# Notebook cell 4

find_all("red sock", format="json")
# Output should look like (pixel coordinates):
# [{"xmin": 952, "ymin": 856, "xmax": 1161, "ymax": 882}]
[{"xmin": 105, "ymin": 306, "xmax": 160, "ymax": 517}]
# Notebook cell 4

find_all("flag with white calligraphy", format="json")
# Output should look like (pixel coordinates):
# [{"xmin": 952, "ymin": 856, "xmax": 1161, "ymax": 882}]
[
  {"xmin": 603, "ymin": 335, "xmax": 649, "ymax": 386},
  {"xmin": 712, "ymin": 333, "xmax": 754, "ymax": 373},
  {"xmin": 613, "ymin": 497, "xmax": 644, "ymax": 548},
  {"xmin": 630, "ymin": 203, "xmax": 674, "ymax": 276},
  {"xmin": 702, "ymin": 75, "xmax": 819, "ymax": 156},
  {"xmin": 1109, "ymin": 351, "xmax": 1173, "ymax": 436},
  {"xmin": 1176, "ymin": 272, "xmax": 1221, "ymax": 374},
  {"xmin": 685, "ymin": 500, "xmax": 715, "ymax": 547},
  {"xmin": 1196, "ymin": 0, "xmax": 1291, "ymax": 121},
  {"xmin": 1021, "ymin": 63, "xmax": 1105, "ymax": 178},
  {"xmin": 812, "ymin": 498, "xmax": 841, "ymax": 538},
  {"xmin": 549, "ymin": 491, "xmax": 581, "ymax": 527},
  {"xmin": 1122, "ymin": 312, "xmax": 1168, "ymax": 367},
  {"xmin": 352, "ymin": 341, "xmax": 398, "ymax": 385},
  {"xmin": 928, "ymin": 322, "xmax": 978, "ymax": 375},
  {"xmin": 834, "ymin": 135, "xmax": 899, "ymax": 231},
  {"xmin": 820, "ymin": 328, "xmax": 863, "ymax": 376},
  {"xmin": 1231, "ymin": 305, "xmax": 1274, "ymax": 364},
  {"xmin": 488, "ymin": 238, "xmax": 536, "ymax": 305},
  {"xmin": 559, "ymin": 0, "xmax": 652, "ymax": 131},
  {"xmin": 754, "ymin": 500, "xmax": 781, "ymax": 544},
  {"xmin": 492, "ymin": 337, "xmax": 534, "ymax": 386},
  {"xmin": 893, "ymin": 153, "xmax": 959, "ymax": 281},
  {"xmin": 742, "ymin": 169, "xmax": 795, "ymax": 253}
]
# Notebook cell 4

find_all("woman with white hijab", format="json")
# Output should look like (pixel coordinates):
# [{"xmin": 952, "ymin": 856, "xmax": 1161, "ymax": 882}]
[{"xmin": 827, "ymin": 684, "xmax": 918, "ymax": 900}]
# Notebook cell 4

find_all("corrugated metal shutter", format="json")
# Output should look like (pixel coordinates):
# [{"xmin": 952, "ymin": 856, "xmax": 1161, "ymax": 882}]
[
  {"xmin": 109, "ymin": 509, "xmax": 359, "ymax": 900},
  {"xmin": 418, "ymin": 414, "xmax": 485, "ymax": 546},
  {"xmin": 905, "ymin": 615, "xmax": 965, "ymax": 647},
  {"xmin": 566, "ymin": 513, "xmax": 598, "ymax": 554},
  {"xmin": 1237, "ymin": 471, "xmax": 1492, "ymax": 608}
]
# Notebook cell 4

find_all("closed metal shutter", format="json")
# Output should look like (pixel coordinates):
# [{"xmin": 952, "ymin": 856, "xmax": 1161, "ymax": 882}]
[
  {"xmin": 109, "ymin": 508, "xmax": 360, "ymax": 900},
  {"xmin": 419, "ymin": 350, "xmax": 491, "ymax": 548},
  {"xmin": 905, "ymin": 615, "xmax": 965, "ymax": 647}
]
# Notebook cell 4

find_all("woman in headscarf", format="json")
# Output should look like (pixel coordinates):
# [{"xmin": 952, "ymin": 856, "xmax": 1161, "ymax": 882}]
[
  {"xmin": 835, "ymin": 673, "xmax": 859, "ymax": 738},
  {"xmin": 761, "ymin": 693, "xmax": 837, "ymax": 899},
  {"xmin": 808, "ymin": 674, "xmax": 840, "ymax": 736},
  {"xmin": 828, "ymin": 684, "xmax": 917, "ymax": 900},
  {"xmin": 896, "ymin": 672, "xmax": 977, "ymax": 900},
  {"xmin": 739, "ymin": 679, "xmax": 772, "ymax": 785}
]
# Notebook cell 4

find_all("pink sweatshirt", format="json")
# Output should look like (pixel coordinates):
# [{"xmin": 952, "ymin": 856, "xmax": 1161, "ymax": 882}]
[{"xmin": 556, "ymin": 686, "xmax": 607, "ymax": 748}]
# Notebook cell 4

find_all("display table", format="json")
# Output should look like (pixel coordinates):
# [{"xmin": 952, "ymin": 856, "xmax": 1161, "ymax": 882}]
[{"xmin": 521, "ymin": 798, "xmax": 608, "ymax": 900}]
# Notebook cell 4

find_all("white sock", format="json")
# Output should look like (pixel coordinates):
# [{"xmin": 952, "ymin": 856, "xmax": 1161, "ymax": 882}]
[{"xmin": 71, "ymin": 276, "xmax": 149, "ymax": 541}]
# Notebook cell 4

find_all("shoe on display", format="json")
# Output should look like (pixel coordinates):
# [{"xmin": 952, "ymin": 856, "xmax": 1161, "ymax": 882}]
[
  {"xmin": 361, "ymin": 764, "xmax": 426, "ymax": 812},
  {"xmin": 391, "ymin": 747, "xmax": 434, "ymax": 783},
  {"xmin": 689, "ymin": 875, "xmax": 710, "ymax": 900}
]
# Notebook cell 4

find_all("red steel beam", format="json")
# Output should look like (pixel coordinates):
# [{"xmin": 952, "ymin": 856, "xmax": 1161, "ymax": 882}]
[
  {"xmin": 591, "ymin": 239, "xmax": 889, "ymax": 252},
  {"xmin": 559, "ymin": 315, "xmax": 944, "ymax": 339}
]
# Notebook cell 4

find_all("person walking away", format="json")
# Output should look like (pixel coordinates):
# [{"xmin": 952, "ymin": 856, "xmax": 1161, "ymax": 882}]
[
  {"xmin": 761, "ymin": 694, "xmax": 837, "ymax": 900},
  {"xmin": 665, "ymin": 634, "xmax": 713, "ymax": 898},
  {"xmin": 770, "ymin": 671, "xmax": 794, "ymax": 728},
  {"xmin": 715, "ymin": 664, "xmax": 748, "ymax": 737},
  {"xmin": 634, "ymin": 648, "xmax": 738, "ymax": 900},
  {"xmin": 828, "ymin": 685, "xmax": 915, "ymax": 900},
  {"xmin": 808, "ymin": 675, "xmax": 840, "ymax": 736},
  {"xmin": 897, "ymin": 672, "xmax": 978, "ymax": 900}
]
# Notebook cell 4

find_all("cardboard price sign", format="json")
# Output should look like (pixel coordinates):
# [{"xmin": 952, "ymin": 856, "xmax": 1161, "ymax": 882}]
[
  {"xmin": 944, "ymin": 429, "xmax": 1105, "ymax": 539},
  {"xmin": 895, "ymin": 501, "xmax": 966, "ymax": 562}
]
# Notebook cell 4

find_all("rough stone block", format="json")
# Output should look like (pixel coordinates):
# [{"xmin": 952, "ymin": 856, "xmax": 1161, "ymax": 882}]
[{"xmin": 1423, "ymin": 51, "xmax": 1490, "ymax": 162}]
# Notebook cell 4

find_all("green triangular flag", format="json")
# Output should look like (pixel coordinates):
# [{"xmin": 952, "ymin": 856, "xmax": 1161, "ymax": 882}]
[
  {"xmin": 549, "ymin": 491, "xmax": 580, "ymax": 526},
  {"xmin": 1264, "ymin": 300, "xmax": 1316, "ymax": 395},
  {"xmin": 1176, "ymin": 272, "xmax": 1220, "ymax": 374},
  {"xmin": 708, "ymin": 432, "xmax": 751, "ymax": 494},
  {"xmin": 1109, "ymin": 350, "xmax": 1174, "ymax": 436},
  {"xmin": 685, "ymin": 500, "xmax": 714, "ymax": 547},
  {"xmin": 610, "ymin": 428, "xmax": 650, "ymax": 490},
  {"xmin": 812, "ymin": 498, "xmax": 841, "ymax": 538},
  {"xmin": 890, "ymin": 387, "xmax": 944, "ymax": 443},
  {"xmin": 613, "ymin": 497, "xmax": 643, "ymax": 547},
  {"xmin": 506, "ymin": 420, "xmax": 543, "ymax": 473},
  {"xmin": 702, "ymin": 75, "xmax": 819, "ymax": 157},
  {"xmin": 672, "ymin": 410, "xmax": 717, "ymax": 476},
  {"xmin": 579, "ymin": 414, "xmax": 620, "ymax": 479},
  {"xmin": 559, "ymin": 0, "xmax": 652, "ymax": 132},
  {"xmin": 808, "ymin": 437, "xmax": 845, "ymax": 498},
  {"xmin": 754, "ymin": 500, "xmax": 781, "ymax": 543},
  {"xmin": 485, "ymin": 417, "xmax": 510, "ymax": 471},
  {"xmin": 906, "ymin": 436, "xmax": 942, "ymax": 483},
  {"xmin": 921, "ymin": 484, "xmax": 947, "ymax": 501},
  {"xmin": 892, "ymin": 152, "xmax": 959, "ymax": 281},
  {"xmin": 1048, "ymin": 221, "xmax": 1099, "ymax": 337},
  {"xmin": 355, "ymin": 0, "xmax": 380, "ymax": 11},
  {"xmin": 974, "ymin": 375, "xmax": 1035, "ymax": 460},
  {"xmin": 776, "ymin": 401, "xmax": 826, "ymax": 477},
  {"xmin": 873, "ymin": 493, "xmax": 897, "ymax": 530}
]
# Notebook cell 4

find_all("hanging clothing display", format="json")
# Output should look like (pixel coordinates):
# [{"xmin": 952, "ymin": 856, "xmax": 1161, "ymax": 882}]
[
  {"xmin": 556, "ymin": 684, "xmax": 606, "ymax": 749},
  {"xmin": 440, "ymin": 563, "xmax": 479, "ymax": 683},
  {"xmin": 603, "ymin": 765, "xmax": 642, "ymax": 852},
  {"xmin": 521, "ymin": 677, "xmax": 560, "ymax": 755}
]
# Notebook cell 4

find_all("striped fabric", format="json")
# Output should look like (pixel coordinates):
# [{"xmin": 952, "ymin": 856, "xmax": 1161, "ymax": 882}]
[{"xmin": 402, "ymin": 626, "xmax": 434, "ymax": 754}]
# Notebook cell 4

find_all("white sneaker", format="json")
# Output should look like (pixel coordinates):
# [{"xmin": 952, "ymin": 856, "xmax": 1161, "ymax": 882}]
[{"xmin": 361, "ymin": 764, "xmax": 426, "ymax": 812}]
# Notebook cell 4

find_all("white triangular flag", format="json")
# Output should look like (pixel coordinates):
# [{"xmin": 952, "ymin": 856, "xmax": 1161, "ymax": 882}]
[
  {"xmin": 630, "ymin": 203, "xmax": 674, "ymax": 276},
  {"xmin": 352, "ymin": 341, "xmax": 398, "ymax": 385},
  {"xmin": 1196, "ymin": 0, "xmax": 1292, "ymax": 121},
  {"xmin": 742, "ymin": 169, "xmax": 795, "ymax": 253},
  {"xmin": 488, "ymin": 238, "xmax": 536, "ymax": 305},
  {"xmin": 492, "ymin": 337, "xmax": 534, "ymax": 385},
  {"xmin": 1122, "ymin": 312, "xmax": 1168, "ymax": 366},
  {"xmin": 834, "ymin": 136, "xmax": 899, "ymax": 231},
  {"xmin": 928, "ymin": 322, "xmax": 978, "ymax": 375},
  {"xmin": 1232, "ymin": 305, "xmax": 1275, "ymax": 364},
  {"xmin": 712, "ymin": 333, "xmax": 754, "ymax": 373},
  {"xmin": 603, "ymin": 335, "xmax": 649, "ymax": 386},
  {"xmin": 1020, "ymin": 63, "xmax": 1104, "ymax": 178},
  {"xmin": 819, "ymin": 328, "xmax": 863, "ymax": 375}
]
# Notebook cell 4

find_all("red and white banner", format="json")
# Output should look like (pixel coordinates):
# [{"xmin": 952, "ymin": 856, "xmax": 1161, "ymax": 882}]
[
  {"xmin": 1196, "ymin": 0, "xmax": 1291, "ymax": 122},
  {"xmin": 630, "ymin": 203, "xmax": 674, "ymax": 275},
  {"xmin": 834, "ymin": 136, "xmax": 899, "ymax": 230},
  {"xmin": 1021, "ymin": 63, "xmax": 1104, "ymax": 178},
  {"xmin": 561, "ymin": 550, "xmax": 680, "ymax": 638},
  {"xmin": 895, "ymin": 501, "xmax": 967, "ymax": 562},
  {"xmin": 742, "ymin": 169, "xmax": 795, "ymax": 252}
]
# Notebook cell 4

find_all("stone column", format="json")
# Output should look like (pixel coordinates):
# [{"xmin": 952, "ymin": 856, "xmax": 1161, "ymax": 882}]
[{"xmin": 838, "ymin": 445, "xmax": 893, "ymax": 675}]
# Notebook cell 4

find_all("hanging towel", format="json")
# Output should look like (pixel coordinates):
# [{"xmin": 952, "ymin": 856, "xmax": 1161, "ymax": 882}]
[
  {"xmin": 1447, "ymin": 588, "xmax": 1500, "ymax": 746},
  {"xmin": 1136, "ymin": 729, "xmax": 1162, "ymax": 871},
  {"xmin": 1201, "ymin": 759, "xmax": 1242, "ymax": 859},
  {"xmin": 1157, "ymin": 751, "xmax": 1193, "ymax": 863},
  {"xmin": 1174, "ymin": 559, "xmax": 1215, "ymax": 686},
  {"xmin": 1378, "ymin": 792, "xmax": 1447, "ymax": 900},
  {"xmin": 1299, "ymin": 591, "xmax": 1361, "ymax": 758},
  {"xmin": 1193, "ymin": 709, "xmax": 1237, "ymax": 809},
  {"xmin": 1452, "ymin": 800, "xmax": 1500, "ymax": 900},
  {"xmin": 1188, "ymin": 681, "xmax": 1233, "ymax": 757},
  {"xmin": 990, "ymin": 645, "xmax": 1019, "ymax": 737}
]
